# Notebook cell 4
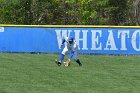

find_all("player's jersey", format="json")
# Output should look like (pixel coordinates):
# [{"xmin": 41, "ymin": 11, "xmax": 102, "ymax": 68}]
[{"xmin": 63, "ymin": 37, "xmax": 77, "ymax": 51}]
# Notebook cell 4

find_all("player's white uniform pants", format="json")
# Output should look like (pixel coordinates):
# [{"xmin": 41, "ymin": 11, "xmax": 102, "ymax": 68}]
[{"xmin": 61, "ymin": 45, "xmax": 78, "ymax": 60}]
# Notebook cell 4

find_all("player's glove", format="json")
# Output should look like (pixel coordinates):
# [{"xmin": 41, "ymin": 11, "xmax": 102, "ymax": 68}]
[
  {"xmin": 63, "ymin": 59, "xmax": 70, "ymax": 67},
  {"xmin": 60, "ymin": 44, "xmax": 63, "ymax": 49}
]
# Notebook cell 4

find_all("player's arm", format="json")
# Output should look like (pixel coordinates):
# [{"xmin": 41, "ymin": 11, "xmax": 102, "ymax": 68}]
[
  {"xmin": 60, "ymin": 38, "xmax": 65, "ymax": 48},
  {"xmin": 73, "ymin": 41, "xmax": 77, "ymax": 51}
]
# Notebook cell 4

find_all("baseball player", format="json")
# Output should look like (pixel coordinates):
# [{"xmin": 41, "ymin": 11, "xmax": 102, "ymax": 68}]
[{"xmin": 55, "ymin": 36, "xmax": 82, "ymax": 67}]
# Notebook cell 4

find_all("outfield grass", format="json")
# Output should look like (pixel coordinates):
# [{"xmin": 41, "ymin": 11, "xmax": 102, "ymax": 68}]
[{"xmin": 0, "ymin": 53, "xmax": 140, "ymax": 93}]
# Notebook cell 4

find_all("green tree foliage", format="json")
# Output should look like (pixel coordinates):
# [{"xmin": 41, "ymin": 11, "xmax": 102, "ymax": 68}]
[{"xmin": 0, "ymin": 0, "xmax": 137, "ymax": 25}]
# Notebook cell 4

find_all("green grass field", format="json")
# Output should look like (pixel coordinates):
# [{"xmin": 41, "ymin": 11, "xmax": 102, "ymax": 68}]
[{"xmin": 0, "ymin": 53, "xmax": 140, "ymax": 93}]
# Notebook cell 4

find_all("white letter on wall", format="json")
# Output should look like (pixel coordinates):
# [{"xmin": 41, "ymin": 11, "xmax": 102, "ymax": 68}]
[
  {"xmin": 132, "ymin": 30, "xmax": 140, "ymax": 51},
  {"xmin": 55, "ymin": 30, "xmax": 72, "ymax": 49},
  {"xmin": 75, "ymin": 30, "xmax": 88, "ymax": 50},
  {"xmin": 118, "ymin": 30, "xmax": 129, "ymax": 50},
  {"xmin": 104, "ymin": 30, "xmax": 118, "ymax": 50},
  {"xmin": 91, "ymin": 30, "xmax": 102, "ymax": 50}
]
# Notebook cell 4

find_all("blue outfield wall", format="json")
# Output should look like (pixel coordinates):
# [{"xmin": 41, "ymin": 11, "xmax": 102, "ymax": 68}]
[{"xmin": 0, "ymin": 26, "xmax": 140, "ymax": 54}]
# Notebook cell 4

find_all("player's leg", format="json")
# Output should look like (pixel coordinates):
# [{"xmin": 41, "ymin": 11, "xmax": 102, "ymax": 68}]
[
  {"xmin": 69, "ymin": 51, "xmax": 74, "ymax": 60},
  {"xmin": 73, "ymin": 50, "xmax": 82, "ymax": 66},
  {"xmin": 63, "ymin": 51, "xmax": 74, "ymax": 66},
  {"xmin": 76, "ymin": 59, "xmax": 82, "ymax": 66},
  {"xmin": 57, "ymin": 47, "xmax": 68, "ymax": 66}
]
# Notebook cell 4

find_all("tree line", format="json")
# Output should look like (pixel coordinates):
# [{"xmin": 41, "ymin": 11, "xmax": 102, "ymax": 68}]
[{"xmin": 0, "ymin": 0, "xmax": 140, "ymax": 25}]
